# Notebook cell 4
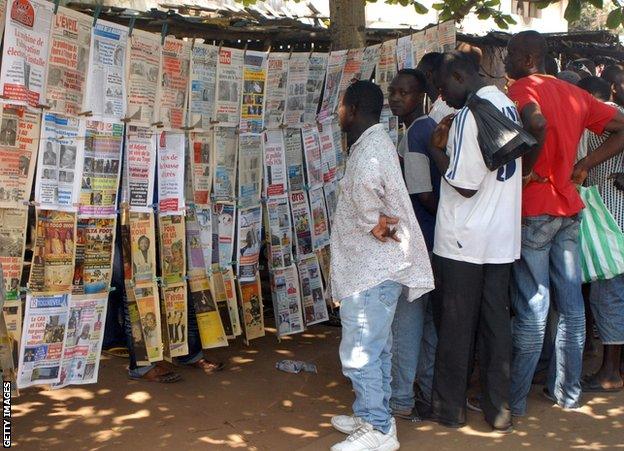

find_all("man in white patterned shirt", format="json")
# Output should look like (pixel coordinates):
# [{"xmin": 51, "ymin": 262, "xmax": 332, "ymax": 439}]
[{"xmin": 329, "ymin": 80, "xmax": 434, "ymax": 451}]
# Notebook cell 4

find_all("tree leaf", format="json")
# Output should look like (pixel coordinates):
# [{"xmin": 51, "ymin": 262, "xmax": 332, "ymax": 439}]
[
  {"xmin": 494, "ymin": 16, "xmax": 509, "ymax": 29},
  {"xmin": 606, "ymin": 7, "xmax": 623, "ymax": 28},
  {"xmin": 484, "ymin": 0, "xmax": 501, "ymax": 7},
  {"xmin": 413, "ymin": 1, "xmax": 429, "ymax": 14},
  {"xmin": 564, "ymin": 0, "xmax": 582, "ymax": 22},
  {"xmin": 587, "ymin": 0, "xmax": 603, "ymax": 8},
  {"xmin": 431, "ymin": 2, "xmax": 445, "ymax": 10}
]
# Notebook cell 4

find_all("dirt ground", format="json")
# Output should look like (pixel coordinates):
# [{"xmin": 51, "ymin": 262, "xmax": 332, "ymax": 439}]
[{"xmin": 12, "ymin": 324, "xmax": 624, "ymax": 450}]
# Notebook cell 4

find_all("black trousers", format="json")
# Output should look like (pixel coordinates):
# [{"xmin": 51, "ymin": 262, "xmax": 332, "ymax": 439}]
[{"xmin": 431, "ymin": 254, "xmax": 512, "ymax": 428}]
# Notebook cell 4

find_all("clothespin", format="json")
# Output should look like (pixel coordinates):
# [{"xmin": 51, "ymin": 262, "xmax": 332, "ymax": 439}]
[
  {"xmin": 266, "ymin": 44, "xmax": 272, "ymax": 53},
  {"xmin": 288, "ymin": 46, "xmax": 294, "ymax": 60},
  {"xmin": 191, "ymin": 37, "xmax": 196, "ymax": 50},
  {"xmin": 128, "ymin": 17, "xmax": 136, "ymax": 37},
  {"xmin": 53, "ymin": 0, "xmax": 60, "ymax": 14},
  {"xmin": 92, "ymin": 4, "xmax": 102, "ymax": 27},
  {"xmin": 218, "ymin": 40, "xmax": 223, "ymax": 53},
  {"xmin": 309, "ymin": 42, "xmax": 315, "ymax": 59},
  {"xmin": 160, "ymin": 23, "xmax": 168, "ymax": 46}
]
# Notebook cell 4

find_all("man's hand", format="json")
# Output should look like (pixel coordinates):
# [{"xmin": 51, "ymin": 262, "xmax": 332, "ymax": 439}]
[
  {"xmin": 572, "ymin": 160, "xmax": 589, "ymax": 185},
  {"xmin": 523, "ymin": 170, "xmax": 548, "ymax": 188},
  {"xmin": 609, "ymin": 172, "xmax": 624, "ymax": 192},
  {"xmin": 371, "ymin": 214, "xmax": 400, "ymax": 243},
  {"xmin": 431, "ymin": 114, "xmax": 454, "ymax": 151}
]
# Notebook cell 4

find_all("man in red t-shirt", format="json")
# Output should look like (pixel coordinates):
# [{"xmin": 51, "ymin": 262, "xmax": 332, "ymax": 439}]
[{"xmin": 505, "ymin": 30, "xmax": 624, "ymax": 416}]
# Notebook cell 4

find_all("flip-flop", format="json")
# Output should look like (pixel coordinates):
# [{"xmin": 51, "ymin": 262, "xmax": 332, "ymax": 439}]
[
  {"xmin": 102, "ymin": 347, "xmax": 130, "ymax": 358},
  {"xmin": 581, "ymin": 376, "xmax": 623, "ymax": 393},
  {"xmin": 129, "ymin": 366, "xmax": 182, "ymax": 383},
  {"xmin": 190, "ymin": 358, "xmax": 225, "ymax": 374}
]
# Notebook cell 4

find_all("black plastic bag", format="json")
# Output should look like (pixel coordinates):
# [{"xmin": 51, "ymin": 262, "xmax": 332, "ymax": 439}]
[{"xmin": 466, "ymin": 94, "xmax": 537, "ymax": 171}]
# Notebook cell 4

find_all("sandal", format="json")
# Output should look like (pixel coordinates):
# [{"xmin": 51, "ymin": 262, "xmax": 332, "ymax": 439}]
[
  {"xmin": 130, "ymin": 364, "xmax": 182, "ymax": 383},
  {"xmin": 581, "ymin": 374, "xmax": 623, "ymax": 393},
  {"xmin": 102, "ymin": 347, "xmax": 130, "ymax": 358},
  {"xmin": 190, "ymin": 358, "xmax": 225, "ymax": 374}
]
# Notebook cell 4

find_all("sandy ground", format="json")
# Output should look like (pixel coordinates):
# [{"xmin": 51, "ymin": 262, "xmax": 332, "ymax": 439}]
[{"xmin": 11, "ymin": 324, "xmax": 624, "ymax": 450}]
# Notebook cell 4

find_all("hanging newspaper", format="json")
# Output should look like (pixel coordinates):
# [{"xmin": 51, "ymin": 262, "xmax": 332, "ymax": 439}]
[
  {"xmin": 284, "ymin": 53, "xmax": 309, "ymax": 126},
  {"xmin": 84, "ymin": 19, "xmax": 128, "ymax": 119},
  {"xmin": 238, "ymin": 133, "xmax": 262, "ymax": 208},
  {"xmin": 301, "ymin": 124, "xmax": 323, "ymax": 190},
  {"xmin": 318, "ymin": 50, "xmax": 347, "ymax": 121},
  {"xmin": 266, "ymin": 196, "xmax": 294, "ymax": 269},
  {"xmin": 439, "ymin": 21, "xmax": 456, "ymax": 52},
  {"xmin": 213, "ymin": 126, "xmax": 238, "ymax": 201},
  {"xmin": 381, "ymin": 106, "xmax": 399, "ymax": 147},
  {"xmin": 309, "ymin": 187, "xmax": 330, "ymax": 250},
  {"xmin": 189, "ymin": 42, "xmax": 218, "ymax": 131},
  {"xmin": 263, "ymin": 129, "xmax": 287, "ymax": 198},
  {"xmin": 271, "ymin": 265, "xmax": 304, "ymax": 337},
  {"xmin": 284, "ymin": 128, "xmax": 305, "ymax": 193},
  {"xmin": 298, "ymin": 254, "xmax": 329, "ymax": 325},
  {"xmin": 0, "ymin": 0, "xmax": 53, "ymax": 107},
  {"xmin": 264, "ymin": 53, "xmax": 289, "ymax": 128},
  {"xmin": 222, "ymin": 267, "xmax": 241, "ymax": 336},
  {"xmin": 214, "ymin": 202, "xmax": 236, "ymax": 268},
  {"xmin": 126, "ymin": 29, "xmax": 161, "ymax": 125},
  {"xmin": 236, "ymin": 206, "xmax": 261, "ymax": 283},
  {"xmin": 240, "ymin": 50, "xmax": 267, "ymax": 134},
  {"xmin": 0, "ymin": 273, "xmax": 18, "ymax": 395},
  {"xmin": 0, "ymin": 208, "xmax": 27, "ymax": 300},
  {"xmin": 237, "ymin": 277, "xmax": 264, "ymax": 343},
  {"xmin": 411, "ymin": 30, "xmax": 427, "ymax": 68},
  {"xmin": 29, "ymin": 209, "xmax": 76, "ymax": 292},
  {"xmin": 304, "ymin": 53, "xmax": 328, "ymax": 124},
  {"xmin": 159, "ymin": 214, "xmax": 186, "ymax": 285},
  {"xmin": 0, "ymin": 105, "xmax": 39, "ymax": 209},
  {"xmin": 215, "ymin": 47, "xmax": 243, "ymax": 126},
  {"xmin": 376, "ymin": 40, "xmax": 397, "ymax": 103},
  {"xmin": 185, "ymin": 207, "xmax": 212, "ymax": 277},
  {"xmin": 338, "ymin": 48, "xmax": 363, "ymax": 101},
  {"xmin": 72, "ymin": 217, "xmax": 115, "ymax": 295},
  {"xmin": 159, "ymin": 36, "xmax": 191, "ymax": 130},
  {"xmin": 79, "ymin": 119, "xmax": 123, "ymax": 217},
  {"xmin": 0, "ymin": 0, "xmax": 5, "ymax": 45},
  {"xmin": 45, "ymin": 6, "xmax": 91, "ymax": 116},
  {"xmin": 361, "ymin": 44, "xmax": 381, "ymax": 81},
  {"xmin": 157, "ymin": 130, "xmax": 185, "ymax": 214},
  {"xmin": 35, "ymin": 113, "xmax": 85, "ymax": 211},
  {"xmin": 290, "ymin": 191, "xmax": 313, "ymax": 257},
  {"xmin": 162, "ymin": 282, "xmax": 188, "ymax": 358},
  {"xmin": 189, "ymin": 132, "xmax": 213, "ymax": 207},
  {"xmin": 3, "ymin": 299, "xmax": 22, "ymax": 361},
  {"xmin": 424, "ymin": 26, "xmax": 440, "ymax": 53},
  {"xmin": 211, "ymin": 267, "xmax": 234, "ymax": 338},
  {"xmin": 324, "ymin": 180, "xmax": 338, "ymax": 229},
  {"xmin": 129, "ymin": 211, "xmax": 157, "ymax": 283},
  {"xmin": 318, "ymin": 121, "xmax": 337, "ymax": 184},
  {"xmin": 396, "ymin": 35, "xmax": 414, "ymax": 70},
  {"xmin": 124, "ymin": 125, "xmax": 155, "ymax": 211},
  {"xmin": 331, "ymin": 120, "xmax": 346, "ymax": 180},
  {"xmin": 18, "ymin": 292, "xmax": 69, "ymax": 388},
  {"xmin": 189, "ymin": 277, "xmax": 228, "ymax": 349},
  {"xmin": 316, "ymin": 245, "xmax": 333, "ymax": 302},
  {"xmin": 53, "ymin": 294, "xmax": 107, "ymax": 388},
  {"xmin": 134, "ymin": 282, "xmax": 162, "ymax": 362}
]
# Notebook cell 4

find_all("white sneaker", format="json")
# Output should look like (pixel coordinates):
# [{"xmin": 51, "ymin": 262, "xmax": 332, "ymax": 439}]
[
  {"xmin": 330, "ymin": 422, "xmax": 400, "ymax": 451},
  {"xmin": 331, "ymin": 416, "xmax": 396, "ymax": 436}
]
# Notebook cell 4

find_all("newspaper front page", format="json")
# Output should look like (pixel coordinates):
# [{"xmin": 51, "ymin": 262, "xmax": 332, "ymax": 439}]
[
  {"xmin": 210, "ymin": 267, "xmax": 234, "ymax": 338},
  {"xmin": 129, "ymin": 211, "xmax": 157, "ymax": 284},
  {"xmin": 236, "ymin": 206, "xmax": 261, "ymax": 283},
  {"xmin": 304, "ymin": 53, "xmax": 328, "ymax": 124},
  {"xmin": 159, "ymin": 36, "xmax": 191, "ymax": 130},
  {"xmin": 189, "ymin": 132, "xmax": 212, "ymax": 207},
  {"xmin": 298, "ymin": 254, "xmax": 329, "ymax": 326},
  {"xmin": 266, "ymin": 196, "xmax": 294, "ymax": 269},
  {"xmin": 134, "ymin": 282, "xmax": 163, "ymax": 362},
  {"xmin": 237, "ymin": 133, "xmax": 262, "ymax": 208},
  {"xmin": 72, "ymin": 217, "xmax": 115, "ymax": 295},
  {"xmin": 271, "ymin": 265, "xmax": 304, "ymax": 337},
  {"xmin": 318, "ymin": 50, "xmax": 347, "ymax": 121},
  {"xmin": 262, "ymin": 129, "xmax": 287, "ymax": 198},
  {"xmin": 213, "ymin": 202, "xmax": 236, "ymax": 268},
  {"xmin": 318, "ymin": 120, "xmax": 337, "ymax": 184},
  {"xmin": 338, "ymin": 48, "xmax": 363, "ymax": 101},
  {"xmin": 289, "ymin": 190, "xmax": 313, "ymax": 257},
  {"xmin": 221, "ymin": 268, "xmax": 241, "ymax": 336},
  {"xmin": 213, "ymin": 126, "xmax": 238, "ymax": 201},
  {"xmin": 0, "ymin": 208, "xmax": 27, "ymax": 300},
  {"xmin": 189, "ymin": 42, "xmax": 218, "ymax": 131},
  {"xmin": 237, "ymin": 277, "xmax": 264, "ymax": 343},
  {"xmin": 185, "ymin": 208, "xmax": 208, "ymax": 278},
  {"xmin": 3, "ymin": 298, "xmax": 22, "ymax": 361},
  {"xmin": 158, "ymin": 214, "xmax": 186, "ymax": 285},
  {"xmin": 240, "ymin": 50, "xmax": 267, "ymax": 134},
  {"xmin": 126, "ymin": 29, "xmax": 161, "ymax": 125},
  {"xmin": 396, "ymin": 35, "xmax": 414, "ymax": 70},
  {"xmin": 284, "ymin": 128, "xmax": 304, "ymax": 193},
  {"xmin": 189, "ymin": 276, "xmax": 228, "ymax": 349},
  {"xmin": 215, "ymin": 47, "xmax": 243, "ymax": 126},
  {"xmin": 361, "ymin": 44, "xmax": 381, "ymax": 81},
  {"xmin": 309, "ymin": 187, "xmax": 330, "ymax": 250},
  {"xmin": 301, "ymin": 124, "xmax": 323, "ymax": 190},
  {"xmin": 376, "ymin": 40, "xmax": 397, "ymax": 104},
  {"xmin": 264, "ymin": 52, "xmax": 289, "ymax": 128},
  {"xmin": 157, "ymin": 130, "xmax": 185, "ymax": 214},
  {"xmin": 323, "ymin": 179, "xmax": 338, "ymax": 229},
  {"xmin": 124, "ymin": 125, "xmax": 155, "ymax": 212},
  {"xmin": 162, "ymin": 282, "xmax": 188, "ymax": 358},
  {"xmin": 284, "ymin": 53, "xmax": 309, "ymax": 126}
]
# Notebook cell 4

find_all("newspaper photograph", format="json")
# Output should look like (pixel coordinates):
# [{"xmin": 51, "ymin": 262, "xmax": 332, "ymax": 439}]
[
  {"xmin": 381, "ymin": 106, "xmax": 399, "ymax": 147},
  {"xmin": 124, "ymin": 125, "xmax": 155, "ymax": 211},
  {"xmin": 338, "ymin": 48, "xmax": 363, "ymax": 101},
  {"xmin": 18, "ymin": 292, "xmax": 69, "ymax": 388},
  {"xmin": 53, "ymin": 294, "xmax": 107, "ymax": 388},
  {"xmin": 271, "ymin": 265, "xmax": 304, "ymax": 337},
  {"xmin": 189, "ymin": 132, "xmax": 212, "ymax": 206},
  {"xmin": 323, "ymin": 180, "xmax": 338, "ymax": 229},
  {"xmin": 72, "ymin": 217, "xmax": 115, "ymax": 295},
  {"xmin": 264, "ymin": 53, "xmax": 289, "ymax": 128},
  {"xmin": 213, "ymin": 126, "xmax": 238, "ymax": 201},
  {"xmin": 284, "ymin": 128, "xmax": 305, "ymax": 193},
  {"xmin": 35, "ymin": 113, "xmax": 85, "ymax": 211},
  {"xmin": 159, "ymin": 36, "xmax": 191, "ymax": 130},
  {"xmin": 162, "ymin": 282, "xmax": 188, "ymax": 358},
  {"xmin": 318, "ymin": 121, "xmax": 337, "ymax": 184},
  {"xmin": 45, "ymin": 6, "xmax": 91, "ymax": 116},
  {"xmin": 376, "ymin": 40, "xmax": 397, "ymax": 104},
  {"xmin": 0, "ymin": 106, "xmax": 40, "ymax": 208},
  {"xmin": 222, "ymin": 268, "xmax": 241, "ymax": 337},
  {"xmin": 29, "ymin": 209, "xmax": 76, "ymax": 292},
  {"xmin": 298, "ymin": 254, "xmax": 329, "ymax": 326},
  {"xmin": 263, "ymin": 129, "xmax": 287, "ymax": 198},
  {"xmin": 85, "ymin": 19, "xmax": 128, "ymax": 119},
  {"xmin": 236, "ymin": 206, "xmax": 261, "ymax": 283},
  {"xmin": 289, "ymin": 190, "xmax": 313, "ymax": 257},
  {"xmin": 79, "ymin": 119, "xmax": 123, "ymax": 217},
  {"xmin": 124, "ymin": 280, "xmax": 149, "ymax": 366},
  {"xmin": 396, "ymin": 35, "xmax": 414, "ymax": 70},
  {"xmin": 240, "ymin": 50, "xmax": 267, "ymax": 134},
  {"xmin": 126, "ymin": 29, "xmax": 161, "ymax": 125},
  {"xmin": 215, "ymin": 47, "xmax": 244, "ymax": 126},
  {"xmin": 284, "ymin": 53, "xmax": 309, "ymax": 126},
  {"xmin": 129, "ymin": 211, "xmax": 157, "ymax": 284},
  {"xmin": 237, "ymin": 277, "xmax": 264, "ymax": 343},
  {"xmin": 0, "ymin": 0, "xmax": 53, "ymax": 107},
  {"xmin": 304, "ymin": 53, "xmax": 328, "ymax": 124},
  {"xmin": 238, "ymin": 133, "xmax": 262, "ymax": 208},
  {"xmin": 185, "ymin": 208, "xmax": 207, "ymax": 278},
  {"xmin": 189, "ymin": 276, "xmax": 228, "ymax": 349},
  {"xmin": 301, "ymin": 124, "xmax": 323, "ymax": 190},
  {"xmin": 266, "ymin": 196, "xmax": 294, "ymax": 269},
  {"xmin": 0, "ymin": 208, "xmax": 27, "ymax": 300},
  {"xmin": 318, "ymin": 50, "xmax": 347, "ymax": 121},
  {"xmin": 134, "ymin": 282, "xmax": 163, "ymax": 362},
  {"xmin": 309, "ymin": 187, "xmax": 330, "ymax": 250},
  {"xmin": 214, "ymin": 202, "xmax": 236, "ymax": 268},
  {"xmin": 157, "ymin": 130, "xmax": 186, "ymax": 214},
  {"xmin": 211, "ymin": 266, "xmax": 234, "ymax": 338},
  {"xmin": 361, "ymin": 44, "xmax": 381, "ymax": 81},
  {"xmin": 439, "ymin": 20, "xmax": 457, "ymax": 52},
  {"xmin": 158, "ymin": 214, "xmax": 186, "ymax": 285},
  {"xmin": 189, "ymin": 42, "xmax": 218, "ymax": 131}
]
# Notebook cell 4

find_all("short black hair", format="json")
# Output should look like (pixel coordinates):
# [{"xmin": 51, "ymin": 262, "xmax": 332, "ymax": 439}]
[
  {"xmin": 578, "ymin": 76, "xmax": 611, "ymax": 102},
  {"xmin": 438, "ymin": 51, "xmax": 479, "ymax": 78},
  {"xmin": 601, "ymin": 64, "xmax": 624, "ymax": 85},
  {"xmin": 513, "ymin": 31, "xmax": 547, "ymax": 67},
  {"xmin": 418, "ymin": 52, "xmax": 443, "ymax": 72},
  {"xmin": 343, "ymin": 80, "xmax": 384, "ymax": 120},
  {"xmin": 396, "ymin": 68, "xmax": 427, "ymax": 92}
]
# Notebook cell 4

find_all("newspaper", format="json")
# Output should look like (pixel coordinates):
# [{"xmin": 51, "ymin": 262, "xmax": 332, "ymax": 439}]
[
  {"xmin": 85, "ymin": 19, "xmax": 128, "ymax": 119},
  {"xmin": 266, "ymin": 196, "xmax": 294, "ymax": 269},
  {"xmin": 213, "ymin": 202, "xmax": 236, "ymax": 268},
  {"xmin": 323, "ymin": 180, "xmax": 338, "ymax": 229},
  {"xmin": 18, "ymin": 292, "xmax": 69, "ymax": 388},
  {"xmin": 124, "ymin": 125, "xmax": 155, "ymax": 212},
  {"xmin": 29, "ymin": 209, "xmax": 76, "ymax": 292},
  {"xmin": 159, "ymin": 36, "xmax": 190, "ymax": 130},
  {"xmin": 381, "ymin": 106, "xmax": 399, "ymax": 147},
  {"xmin": 189, "ymin": 276, "xmax": 228, "ymax": 349},
  {"xmin": 45, "ymin": 6, "xmax": 91, "ymax": 115},
  {"xmin": 158, "ymin": 214, "xmax": 186, "ymax": 285},
  {"xmin": 240, "ymin": 50, "xmax": 267, "ymax": 134},
  {"xmin": 236, "ymin": 206, "xmax": 261, "ymax": 283},
  {"xmin": 35, "ymin": 113, "xmax": 85, "ymax": 211},
  {"xmin": 185, "ymin": 208, "xmax": 208, "ymax": 278},
  {"xmin": 361, "ymin": 44, "xmax": 381, "ymax": 81},
  {"xmin": 376, "ymin": 40, "xmax": 397, "ymax": 104},
  {"xmin": 318, "ymin": 50, "xmax": 347, "ymax": 121},
  {"xmin": 304, "ymin": 53, "xmax": 328, "ymax": 124},
  {"xmin": 126, "ymin": 29, "xmax": 161, "ymax": 125},
  {"xmin": 189, "ymin": 132, "xmax": 212, "ymax": 207},
  {"xmin": 53, "ymin": 294, "xmax": 107, "ymax": 388},
  {"xmin": 0, "ymin": 0, "xmax": 53, "ymax": 107},
  {"xmin": 318, "ymin": 121, "xmax": 337, "ymax": 184},
  {"xmin": 189, "ymin": 42, "xmax": 218, "ymax": 131},
  {"xmin": 72, "ymin": 217, "xmax": 115, "ymax": 296},
  {"xmin": 309, "ymin": 187, "xmax": 330, "ymax": 250},
  {"xmin": 162, "ymin": 282, "xmax": 188, "ymax": 358},
  {"xmin": 396, "ymin": 35, "xmax": 414, "ymax": 70},
  {"xmin": 331, "ymin": 120, "xmax": 346, "ymax": 180},
  {"xmin": 298, "ymin": 254, "xmax": 329, "ymax": 326},
  {"xmin": 424, "ymin": 26, "xmax": 440, "ymax": 54},
  {"xmin": 263, "ymin": 129, "xmax": 287, "ymax": 198},
  {"xmin": 134, "ymin": 282, "xmax": 162, "ymax": 362},
  {"xmin": 79, "ymin": 119, "xmax": 123, "ymax": 217},
  {"xmin": 238, "ymin": 133, "xmax": 262, "ymax": 208},
  {"xmin": 264, "ymin": 53, "xmax": 289, "ymax": 128},
  {"xmin": 213, "ymin": 126, "xmax": 238, "ymax": 201},
  {"xmin": 301, "ymin": 124, "xmax": 323, "ymax": 190},
  {"xmin": 271, "ymin": 265, "xmax": 304, "ymax": 337},
  {"xmin": 338, "ymin": 48, "xmax": 363, "ymax": 101},
  {"xmin": 237, "ymin": 277, "xmax": 264, "ymax": 343},
  {"xmin": 289, "ymin": 191, "xmax": 313, "ymax": 257},
  {"xmin": 439, "ymin": 21, "xmax": 457, "ymax": 52},
  {"xmin": 157, "ymin": 130, "xmax": 186, "ymax": 214},
  {"xmin": 315, "ymin": 245, "xmax": 333, "ymax": 304},
  {"xmin": 0, "ymin": 0, "xmax": 7, "ymax": 49},
  {"xmin": 129, "ymin": 211, "xmax": 157, "ymax": 284},
  {"xmin": 284, "ymin": 53, "xmax": 309, "ymax": 126},
  {"xmin": 215, "ymin": 47, "xmax": 244, "ymax": 126},
  {"xmin": 0, "ymin": 274, "xmax": 18, "ymax": 395},
  {"xmin": 411, "ymin": 30, "xmax": 427, "ymax": 68},
  {"xmin": 221, "ymin": 268, "xmax": 241, "ymax": 337},
  {"xmin": 0, "ymin": 208, "xmax": 27, "ymax": 300},
  {"xmin": 211, "ymin": 266, "xmax": 234, "ymax": 338},
  {"xmin": 283, "ymin": 128, "xmax": 305, "ymax": 192},
  {"xmin": 3, "ymin": 299, "xmax": 22, "ymax": 359}
]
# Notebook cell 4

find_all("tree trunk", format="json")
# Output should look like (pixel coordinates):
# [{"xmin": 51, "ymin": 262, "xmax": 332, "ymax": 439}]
[{"xmin": 329, "ymin": 0, "xmax": 366, "ymax": 50}]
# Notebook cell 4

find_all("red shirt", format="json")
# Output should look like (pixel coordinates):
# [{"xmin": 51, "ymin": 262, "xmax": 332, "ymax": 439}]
[{"xmin": 508, "ymin": 75, "xmax": 617, "ymax": 217}]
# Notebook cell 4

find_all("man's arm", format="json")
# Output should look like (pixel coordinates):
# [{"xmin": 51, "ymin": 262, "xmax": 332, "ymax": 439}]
[
  {"xmin": 416, "ymin": 192, "xmax": 438, "ymax": 215},
  {"xmin": 519, "ymin": 102, "xmax": 547, "ymax": 176}
]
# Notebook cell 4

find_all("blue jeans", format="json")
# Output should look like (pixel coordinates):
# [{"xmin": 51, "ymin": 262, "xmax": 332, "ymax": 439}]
[
  {"xmin": 511, "ymin": 215, "xmax": 585, "ymax": 415},
  {"xmin": 339, "ymin": 280, "xmax": 403, "ymax": 434}
]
